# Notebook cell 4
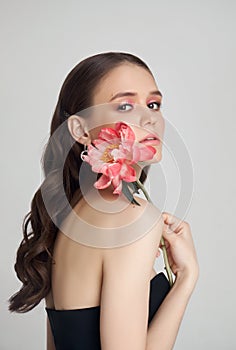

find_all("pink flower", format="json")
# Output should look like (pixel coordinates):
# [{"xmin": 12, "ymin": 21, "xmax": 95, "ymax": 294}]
[{"xmin": 82, "ymin": 122, "xmax": 156, "ymax": 195}]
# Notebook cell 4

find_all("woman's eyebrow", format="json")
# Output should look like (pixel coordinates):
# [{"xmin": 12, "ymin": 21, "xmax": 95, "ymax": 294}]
[{"xmin": 109, "ymin": 90, "xmax": 163, "ymax": 102}]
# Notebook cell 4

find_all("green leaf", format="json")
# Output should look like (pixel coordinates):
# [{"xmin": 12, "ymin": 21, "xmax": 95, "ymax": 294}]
[
  {"xmin": 122, "ymin": 180, "xmax": 141, "ymax": 206},
  {"xmin": 127, "ymin": 181, "xmax": 140, "ymax": 194}
]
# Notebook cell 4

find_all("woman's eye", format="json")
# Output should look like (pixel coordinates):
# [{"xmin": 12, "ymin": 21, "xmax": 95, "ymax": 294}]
[
  {"xmin": 117, "ymin": 103, "xmax": 133, "ymax": 112},
  {"xmin": 148, "ymin": 102, "xmax": 162, "ymax": 110}
]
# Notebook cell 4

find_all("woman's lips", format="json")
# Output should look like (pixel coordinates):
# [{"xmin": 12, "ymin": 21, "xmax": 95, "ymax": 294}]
[{"xmin": 139, "ymin": 133, "xmax": 161, "ymax": 145}]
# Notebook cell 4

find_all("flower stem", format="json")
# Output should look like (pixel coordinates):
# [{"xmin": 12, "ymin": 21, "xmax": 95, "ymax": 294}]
[
  {"xmin": 135, "ymin": 179, "xmax": 174, "ymax": 287},
  {"xmin": 159, "ymin": 236, "xmax": 174, "ymax": 287}
]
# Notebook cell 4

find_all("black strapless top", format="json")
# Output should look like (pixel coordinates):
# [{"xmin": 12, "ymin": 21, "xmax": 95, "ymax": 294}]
[{"xmin": 46, "ymin": 272, "xmax": 170, "ymax": 350}]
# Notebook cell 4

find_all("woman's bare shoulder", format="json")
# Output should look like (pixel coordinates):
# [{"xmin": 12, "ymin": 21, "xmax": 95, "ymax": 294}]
[
  {"xmin": 57, "ymin": 194, "xmax": 163, "ymax": 254},
  {"xmin": 72, "ymin": 193, "xmax": 162, "ymax": 224}
]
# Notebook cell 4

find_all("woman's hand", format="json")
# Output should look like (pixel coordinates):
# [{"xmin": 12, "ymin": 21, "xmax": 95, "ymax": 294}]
[{"xmin": 160, "ymin": 212, "xmax": 199, "ymax": 285}]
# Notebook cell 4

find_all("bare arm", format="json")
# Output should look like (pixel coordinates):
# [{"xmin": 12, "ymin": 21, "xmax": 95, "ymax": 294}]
[
  {"xmin": 146, "ymin": 212, "xmax": 199, "ymax": 350},
  {"xmin": 146, "ymin": 271, "xmax": 198, "ymax": 350},
  {"xmin": 100, "ymin": 203, "xmax": 164, "ymax": 350}
]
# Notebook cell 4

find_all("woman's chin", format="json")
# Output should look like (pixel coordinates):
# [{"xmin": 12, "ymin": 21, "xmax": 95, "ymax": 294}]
[
  {"xmin": 150, "ymin": 152, "xmax": 163, "ymax": 164},
  {"xmin": 138, "ymin": 158, "xmax": 161, "ymax": 167}
]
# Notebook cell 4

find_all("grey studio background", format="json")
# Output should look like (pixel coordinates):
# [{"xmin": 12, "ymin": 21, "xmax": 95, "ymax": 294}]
[{"xmin": 1, "ymin": 0, "xmax": 235, "ymax": 349}]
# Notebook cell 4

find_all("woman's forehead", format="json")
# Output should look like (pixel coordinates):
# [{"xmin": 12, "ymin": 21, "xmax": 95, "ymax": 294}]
[{"xmin": 92, "ymin": 64, "xmax": 158, "ymax": 104}]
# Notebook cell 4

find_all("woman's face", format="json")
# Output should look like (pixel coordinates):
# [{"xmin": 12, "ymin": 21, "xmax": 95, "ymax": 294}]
[{"xmin": 89, "ymin": 63, "xmax": 165, "ymax": 163}]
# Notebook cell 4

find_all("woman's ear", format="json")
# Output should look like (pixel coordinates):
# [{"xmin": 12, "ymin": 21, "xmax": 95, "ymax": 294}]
[{"xmin": 67, "ymin": 115, "xmax": 91, "ymax": 145}]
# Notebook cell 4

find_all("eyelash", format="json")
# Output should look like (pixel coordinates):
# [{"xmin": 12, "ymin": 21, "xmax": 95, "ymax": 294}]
[{"xmin": 117, "ymin": 101, "xmax": 162, "ymax": 112}]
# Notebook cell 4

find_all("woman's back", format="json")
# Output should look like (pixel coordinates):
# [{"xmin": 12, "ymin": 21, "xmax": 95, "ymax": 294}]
[
  {"xmin": 46, "ymin": 193, "xmax": 161, "ymax": 310},
  {"xmin": 45, "ymin": 194, "xmax": 170, "ymax": 349}
]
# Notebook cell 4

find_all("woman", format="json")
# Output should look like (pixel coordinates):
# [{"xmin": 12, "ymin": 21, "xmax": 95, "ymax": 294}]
[{"xmin": 8, "ymin": 52, "xmax": 199, "ymax": 350}]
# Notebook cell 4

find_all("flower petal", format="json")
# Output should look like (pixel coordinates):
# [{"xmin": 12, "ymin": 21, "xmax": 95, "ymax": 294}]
[
  {"xmin": 94, "ymin": 174, "xmax": 111, "ymax": 189},
  {"xmin": 112, "ymin": 176, "xmax": 123, "ymax": 194},
  {"xmin": 107, "ymin": 162, "xmax": 122, "ymax": 177},
  {"xmin": 136, "ymin": 143, "xmax": 156, "ymax": 161},
  {"xmin": 120, "ymin": 163, "xmax": 137, "ymax": 182},
  {"xmin": 98, "ymin": 128, "xmax": 120, "ymax": 142},
  {"xmin": 115, "ymin": 122, "xmax": 135, "ymax": 142}
]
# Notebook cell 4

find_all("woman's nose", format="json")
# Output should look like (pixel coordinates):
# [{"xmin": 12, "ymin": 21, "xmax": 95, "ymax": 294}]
[{"xmin": 139, "ymin": 106, "xmax": 160, "ymax": 128}]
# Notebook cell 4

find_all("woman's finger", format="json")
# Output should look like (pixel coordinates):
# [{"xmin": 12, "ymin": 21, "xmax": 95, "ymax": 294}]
[
  {"xmin": 162, "ymin": 212, "xmax": 183, "ymax": 233},
  {"xmin": 156, "ymin": 248, "xmax": 161, "ymax": 258}
]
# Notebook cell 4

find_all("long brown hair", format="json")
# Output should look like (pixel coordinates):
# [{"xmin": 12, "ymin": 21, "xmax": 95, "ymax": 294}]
[{"xmin": 8, "ymin": 51, "xmax": 154, "ymax": 313}]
